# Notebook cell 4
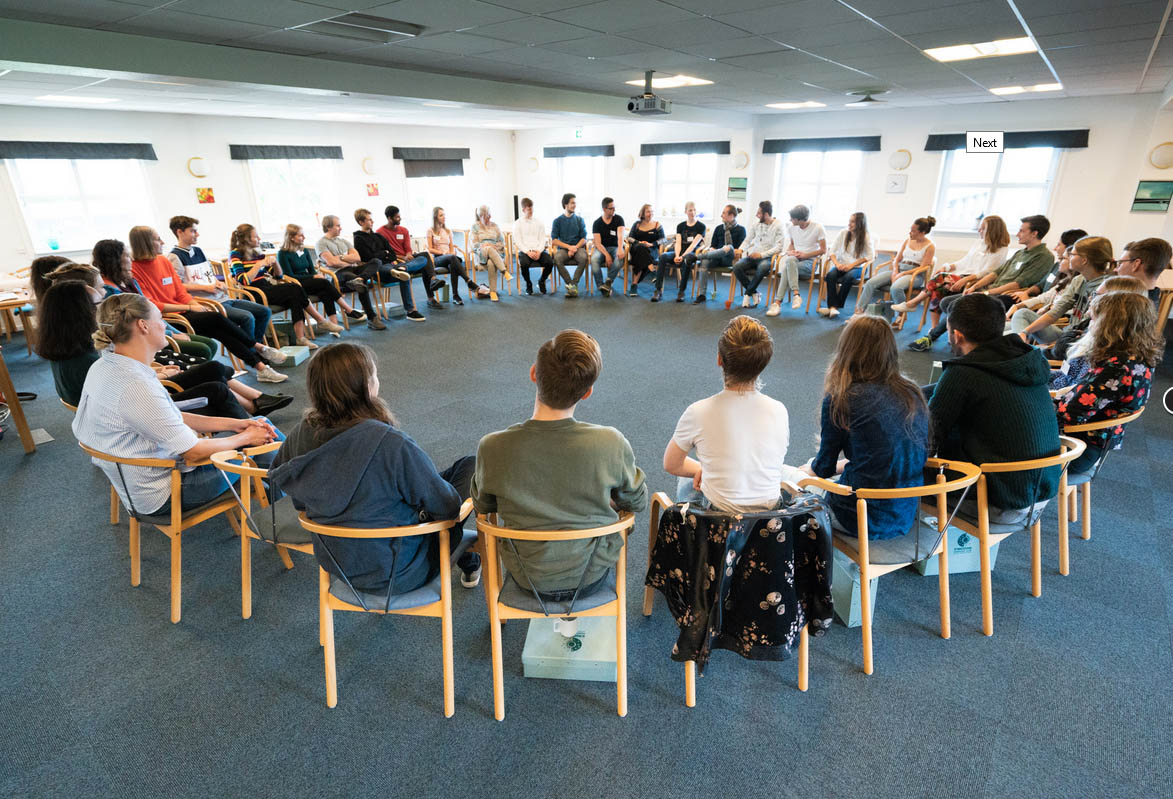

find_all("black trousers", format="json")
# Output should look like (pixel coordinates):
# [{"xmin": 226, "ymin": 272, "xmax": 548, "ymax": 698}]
[
  {"xmin": 293, "ymin": 275, "xmax": 344, "ymax": 317},
  {"xmin": 331, "ymin": 266, "xmax": 378, "ymax": 317},
  {"xmin": 518, "ymin": 251, "xmax": 554, "ymax": 288},
  {"xmin": 166, "ymin": 360, "xmax": 249, "ymax": 418},
  {"xmin": 180, "ymin": 310, "xmax": 261, "ymax": 367},
  {"xmin": 654, "ymin": 250, "xmax": 697, "ymax": 293},
  {"xmin": 423, "ymin": 454, "xmax": 477, "ymax": 574},
  {"xmin": 250, "ymin": 280, "xmax": 310, "ymax": 323},
  {"xmin": 629, "ymin": 244, "xmax": 657, "ymax": 283}
]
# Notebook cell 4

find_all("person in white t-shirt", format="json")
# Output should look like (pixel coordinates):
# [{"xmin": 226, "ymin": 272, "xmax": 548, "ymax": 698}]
[
  {"xmin": 512, "ymin": 196, "xmax": 553, "ymax": 294},
  {"xmin": 768, "ymin": 204, "xmax": 826, "ymax": 316},
  {"xmin": 663, "ymin": 315, "xmax": 802, "ymax": 512}
]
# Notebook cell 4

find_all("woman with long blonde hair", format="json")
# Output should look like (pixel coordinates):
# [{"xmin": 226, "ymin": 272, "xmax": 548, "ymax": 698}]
[
  {"xmin": 427, "ymin": 206, "xmax": 483, "ymax": 304},
  {"xmin": 801, "ymin": 315, "xmax": 929, "ymax": 538}
]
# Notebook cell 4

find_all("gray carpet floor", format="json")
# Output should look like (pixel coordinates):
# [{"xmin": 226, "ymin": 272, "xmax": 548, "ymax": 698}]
[{"xmin": 2, "ymin": 279, "xmax": 1170, "ymax": 799}]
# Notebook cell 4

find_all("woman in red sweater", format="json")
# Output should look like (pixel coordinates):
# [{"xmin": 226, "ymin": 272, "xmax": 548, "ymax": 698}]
[{"xmin": 128, "ymin": 226, "xmax": 288, "ymax": 383}]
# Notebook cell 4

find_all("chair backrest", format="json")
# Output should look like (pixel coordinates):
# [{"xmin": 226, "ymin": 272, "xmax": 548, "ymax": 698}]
[
  {"xmin": 971, "ymin": 434, "xmax": 1087, "ymax": 524},
  {"xmin": 1061, "ymin": 408, "xmax": 1143, "ymax": 479},
  {"xmin": 1155, "ymin": 268, "xmax": 1173, "ymax": 335},
  {"xmin": 60, "ymin": 398, "xmax": 77, "ymax": 413},
  {"xmin": 476, "ymin": 511, "xmax": 634, "ymax": 543}
]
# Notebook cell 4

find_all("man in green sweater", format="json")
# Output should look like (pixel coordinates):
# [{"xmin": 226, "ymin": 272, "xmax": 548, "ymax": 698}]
[
  {"xmin": 928, "ymin": 294, "xmax": 1061, "ymax": 524},
  {"xmin": 472, "ymin": 329, "xmax": 649, "ymax": 597},
  {"xmin": 911, "ymin": 215, "xmax": 1055, "ymax": 351}
]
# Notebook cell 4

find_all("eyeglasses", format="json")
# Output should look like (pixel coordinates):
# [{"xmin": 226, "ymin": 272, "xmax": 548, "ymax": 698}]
[{"xmin": 1117, "ymin": 256, "xmax": 1137, "ymax": 265}]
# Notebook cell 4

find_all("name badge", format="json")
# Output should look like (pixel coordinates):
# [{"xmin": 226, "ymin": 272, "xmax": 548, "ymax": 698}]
[
  {"xmin": 161, "ymin": 276, "xmax": 173, "ymax": 285},
  {"xmin": 396, "ymin": 233, "xmax": 404, "ymax": 240}
]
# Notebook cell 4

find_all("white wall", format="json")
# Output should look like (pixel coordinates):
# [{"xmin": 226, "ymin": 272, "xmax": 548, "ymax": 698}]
[
  {"xmin": 752, "ymin": 93, "xmax": 1173, "ymax": 257},
  {"xmin": 0, "ymin": 106, "xmax": 517, "ymax": 268}
]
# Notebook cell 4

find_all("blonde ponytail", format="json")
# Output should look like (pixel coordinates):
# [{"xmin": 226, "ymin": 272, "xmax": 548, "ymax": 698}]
[{"xmin": 93, "ymin": 293, "xmax": 153, "ymax": 349}]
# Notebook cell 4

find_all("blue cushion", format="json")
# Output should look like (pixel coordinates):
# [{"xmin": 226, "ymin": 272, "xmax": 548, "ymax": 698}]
[
  {"xmin": 248, "ymin": 497, "xmax": 311, "ymax": 546},
  {"xmin": 328, "ymin": 527, "xmax": 475, "ymax": 612},
  {"xmin": 498, "ymin": 571, "xmax": 617, "ymax": 615}
]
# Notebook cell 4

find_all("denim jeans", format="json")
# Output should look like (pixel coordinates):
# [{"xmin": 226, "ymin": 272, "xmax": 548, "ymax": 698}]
[
  {"xmin": 856, "ymin": 268, "xmax": 892, "ymax": 310},
  {"xmin": 696, "ymin": 249, "xmax": 735, "ymax": 295},
  {"xmin": 654, "ymin": 250, "xmax": 697, "ymax": 292},
  {"xmin": 890, "ymin": 272, "xmax": 925, "ymax": 304},
  {"xmin": 777, "ymin": 255, "xmax": 813, "ymax": 297},
  {"xmin": 590, "ymin": 245, "xmax": 621, "ymax": 288},
  {"xmin": 825, "ymin": 266, "xmax": 863, "ymax": 309},
  {"xmin": 223, "ymin": 299, "xmax": 271, "ymax": 342},
  {"xmin": 732, "ymin": 256, "xmax": 772, "ymax": 295}
]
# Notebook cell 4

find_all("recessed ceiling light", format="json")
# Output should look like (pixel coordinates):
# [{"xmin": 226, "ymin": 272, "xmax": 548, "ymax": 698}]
[
  {"xmin": 624, "ymin": 74, "xmax": 713, "ymax": 89},
  {"xmin": 765, "ymin": 101, "xmax": 826, "ymax": 110},
  {"xmin": 35, "ymin": 95, "xmax": 118, "ymax": 104},
  {"xmin": 316, "ymin": 112, "xmax": 374, "ymax": 120},
  {"xmin": 925, "ymin": 37, "xmax": 1036, "ymax": 62},
  {"xmin": 990, "ymin": 82, "xmax": 1062, "ymax": 96}
]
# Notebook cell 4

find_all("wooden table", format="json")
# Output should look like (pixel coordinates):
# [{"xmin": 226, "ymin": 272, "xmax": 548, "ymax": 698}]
[
  {"xmin": 0, "ymin": 291, "xmax": 35, "ymax": 355},
  {"xmin": 0, "ymin": 344, "xmax": 35, "ymax": 453}
]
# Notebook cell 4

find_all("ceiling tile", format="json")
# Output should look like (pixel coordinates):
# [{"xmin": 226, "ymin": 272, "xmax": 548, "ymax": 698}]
[
  {"xmin": 111, "ymin": 11, "xmax": 275, "ymax": 44},
  {"xmin": 0, "ymin": 0, "xmax": 145, "ymax": 26},
  {"xmin": 557, "ymin": 0, "xmax": 699, "ymax": 33},
  {"xmin": 167, "ymin": 0, "xmax": 335, "ymax": 27},
  {"xmin": 361, "ymin": 0, "xmax": 527, "ymax": 29},
  {"xmin": 714, "ymin": 0, "xmax": 864, "ymax": 35},
  {"xmin": 475, "ymin": 17, "xmax": 594, "ymax": 45},
  {"xmin": 482, "ymin": 0, "xmax": 599, "ymax": 11},
  {"xmin": 538, "ymin": 35, "xmax": 645, "ymax": 58},
  {"xmin": 1024, "ymin": 1, "xmax": 1168, "ymax": 36},
  {"xmin": 396, "ymin": 32, "xmax": 516, "ymax": 55}
]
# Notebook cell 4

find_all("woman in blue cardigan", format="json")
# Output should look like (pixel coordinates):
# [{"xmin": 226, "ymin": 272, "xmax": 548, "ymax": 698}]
[{"xmin": 802, "ymin": 315, "xmax": 930, "ymax": 538}]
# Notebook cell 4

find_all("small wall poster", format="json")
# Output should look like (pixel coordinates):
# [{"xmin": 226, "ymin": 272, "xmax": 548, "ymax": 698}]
[
  {"xmin": 727, "ymin": 177, "xmax": 747, "ymax": 201},
  {"xmin": 196, "ymin": 187, "xmax": 215, "ymax": 204},
  {"xmin": 1131, "ymin": 180, "xmax": 1173, "ymax": 212},
  {"xmin": 366, "ymin": 183, "xmax": 379, "ymax": 196}
]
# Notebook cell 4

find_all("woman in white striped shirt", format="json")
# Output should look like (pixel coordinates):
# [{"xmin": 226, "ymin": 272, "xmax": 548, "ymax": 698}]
[{"xmin": 73, "ymin": 293, "xmax": 280, "ymax": 517}]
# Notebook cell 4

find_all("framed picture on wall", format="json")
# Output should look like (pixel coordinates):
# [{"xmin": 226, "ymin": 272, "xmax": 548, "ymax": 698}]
[
  {"xmin": 727, "ymin": 177, "xmax": 747, "ymax": 201},
  {"xmin": 1131, "ymin": 180, "xmax": 1173, "ymax": 212}
]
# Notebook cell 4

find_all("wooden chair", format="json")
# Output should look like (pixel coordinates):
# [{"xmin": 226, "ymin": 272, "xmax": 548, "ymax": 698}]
[
  {"xmin": 61, "ymin": 399, "xmax": 121, "ymax": 525},
  {"xmin": 1058, "ymin": 409, "xmax": 1146, "ymax": 571},
  {"xmin": 210, "ymin": 444, "xmax": 314, "ymax": 619},
  {"xmin": 947, "ymin": 435, "xmax": 1086, "ymax": 636},
  {"xmin": 642, "ymin": 492, "xmax": 810, "ymax": 705},
  {"xmin": 692, "ymin": 248, "xmax": 743, "ymax": 307},
  {"xmin": 297, "ymin": 499, "xmax": 475, "ymax": 713},
  {"xmin": 78, "ymin": 442, "xmax": 245, "ymax": 623},
  {"xmin": 1155, "ymin": 267, "xmax": 1173, "ymax": 337},
  {"xmin": 467, "ymin": 232, "xmax": 513, "ymax": 299},
  {"xmin": 478, "ymin": 511, "xmax": 635, "ymax": 721},
  {"xmin": 805, "ymin": 254, "xmax": 876, "ymax": 314},
  {"xmin": 889, "ymin": 261, "xmax": 935, "ymax": 330},
  {"xmin": 794, "ymin": 459, "xmax": 982, "ymax": 675},
  {"xmin": 215, "ymin": 259, "xmax": 304, "ymax": 348}
]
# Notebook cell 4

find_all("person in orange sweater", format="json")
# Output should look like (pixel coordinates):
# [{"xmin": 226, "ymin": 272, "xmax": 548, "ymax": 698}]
[{"xmin": 128, "ymin": 225, "xmax": 288, "ymax": 383}]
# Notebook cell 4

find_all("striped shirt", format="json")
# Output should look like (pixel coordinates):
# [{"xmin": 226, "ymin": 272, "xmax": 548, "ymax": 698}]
[{"xmin": 72, "ymin": 351, "xmax": 199, "ymax": 515}]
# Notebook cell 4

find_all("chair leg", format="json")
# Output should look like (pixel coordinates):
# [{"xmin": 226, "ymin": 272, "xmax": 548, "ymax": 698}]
[
  {"xmin": 797, "ymin": 624, "xmax": 809, "ymax": 692},
  {"xmin": 616, "ymin": 554, "xmax": 628, "ymax": 718},
  {"xmin": 643, "ymin": 512, "xmax": 659, "ymax": 616},
  {"xmin": 439, "ymin": 532, "xmax": 455, "ymax": 718},
  {"xmin": 170, "ymin": 531, "xmax": 182, "ymax": 624},
  {"xmin": 859, "ymin": 560, "xmax": 873, "ymax": 675},
  {"xmin": 241, "ymin": 522, "xmax": 252, "ymax": 620},
  {"xmin": 1058, "ymin": 484, "xmax": 1070, "ymax": 576},
  {"xmin": 489, "ymin": 602, "xmax": 505, "ymax": 722},
  {"xmin": 276, "ymin": 546, "xmax": 294, "ymax": 570},
  {"xmin": 937, "ymin": 546, "xmax": 951, "ymax": 639},
  {"xmin": 110, "ymin": 486, "xmax": 120, "ymax": 525},
  {"xmin": 129, "ymin": 517, "xmax": 141, "ymax": 587},
  {"xmin": 1030, "ymin": 521, "xmax": 1042, "ymax": 598},
  {"xmin": 979, "ymin": 533, "xmax": 994, "ymax": 636},
  {"xmin": 1080, "ymin": 483, "xmax": 1092, "ymax": 540},
  {"xmin": 1069, "ymin": 488, "xmax": 1078, "ymax": 522},
  {"xmin": 321, "ymin": 569, "xmax": 338, "ymax": 707},
  {"xmin": 685, "ymin": 660, "xmax": 697, "ymax": 707}
]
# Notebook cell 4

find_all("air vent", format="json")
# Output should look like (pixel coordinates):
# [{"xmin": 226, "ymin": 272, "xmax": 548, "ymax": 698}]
[{"xmin": 293, "ymin": 13, "xmax": 423, "ymax": 44}]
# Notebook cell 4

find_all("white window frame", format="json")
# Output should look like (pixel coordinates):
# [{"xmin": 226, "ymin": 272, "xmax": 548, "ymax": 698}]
[
  {"xmin": 5, "ymin": 157, "xmax": 155, "ymax": 256},
  {"xmin": 933, "ymin": 147, "xmax": 1061, "ymax": 233},
  {"xmin": 245, "ymin": 158, "xmax": 342, "ymax": 242},
  {"xmin": 772, "ymin": 150, "xmax": 863, "ymax": 225},
  {"xmin": 651, "ymin": 152, "xmax": 720, "ymax": 221},
  {"xmin": 554, "ymin": 155, "xmax": 606, "ymax": 220}
]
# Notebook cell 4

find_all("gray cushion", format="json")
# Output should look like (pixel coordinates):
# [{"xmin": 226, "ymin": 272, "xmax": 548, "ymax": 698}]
[
  {"xmin": 328, "ymin": 527, "xmax": 475, "ymax": 612},
  {"xmin": 1066, "ymin": 470, "xmax": 1092, "ymax": 487},
  {"xmin": 248, "ymin": 497, "xmax": 311, "ymax": 546},
  {"xmin": 953, "ymin": 498, "xmax": 1052, "ymax": 534},
  {"xmin": 499, "ymin": 571, "xmax": 617, "ymax": 615},
  {"xmin": 833, "ymin": 520, "xmax": 946, "ymax": 566}
]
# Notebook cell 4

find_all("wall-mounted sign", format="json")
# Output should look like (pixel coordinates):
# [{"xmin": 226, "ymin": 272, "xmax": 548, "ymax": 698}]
[{"xmin": 727, "ymin": 176, "xmax": 747, "ymax": 201}]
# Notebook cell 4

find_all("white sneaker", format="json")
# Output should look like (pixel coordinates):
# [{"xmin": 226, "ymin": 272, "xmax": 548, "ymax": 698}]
[
  {"xmin": 256, "ymin": 364, "xmax": 288, "ymax": 383},
  {"xmin": 258, "ymin": 344, "xmax": 286, "ymax": 364},
  {"xmin": 752, "ymin": 292, "xmax": 761, "ymax": 306},
  {"xmin": 828, "ymin": 307, "xmax": 840, "ymax": 318},
  {"xmin": 817, "ymin": 307, "xmax": 831, "ymax": 317},
  {"xmin": 891, "ymin": 302, "xmax": 909, "ymax": 313},
  {"xmin": 318, "ymin": 319, "xmax": 344, "ymax": 334},
  {"xmin": 741, "ymin": 294, "xmax": 752, "ymax": 308},
  {"xmin": 765, "ymin": 302, "xmax": 781, "ymax": 317},
  {"xmin": 295, "ymin": 337, "xmax": 319, "ymax": 350},
  {"xmin": 790, "ymin": 293, "xmax": 803, "ymax": 309}
]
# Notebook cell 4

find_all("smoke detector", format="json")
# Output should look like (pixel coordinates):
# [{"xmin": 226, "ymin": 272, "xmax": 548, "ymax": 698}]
[{"xmin": 845, "ymin": 90, "xmax": 889, "ymax": 108}]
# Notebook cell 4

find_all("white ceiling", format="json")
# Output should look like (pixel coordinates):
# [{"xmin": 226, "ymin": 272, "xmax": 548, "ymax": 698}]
[{"xmin": 0, "ymin": 0, "xmax": 1170, "ymax": 120}]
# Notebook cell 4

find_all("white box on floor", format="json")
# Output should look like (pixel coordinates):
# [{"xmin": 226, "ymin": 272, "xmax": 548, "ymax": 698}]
[
  {"xmin": 831, "ymin": 548, "xmax": 878, "ymax": 628},
  {"xmin": 278, "ymin": 345, "xmax": 312, "ymax": 365},
  {"xmin": 521, "ymin": 617, "xmax": 617, "ymax": 682},
  {"xmin": 911, "ymin": 520, "xmax": 1000, "ymax": 576}
]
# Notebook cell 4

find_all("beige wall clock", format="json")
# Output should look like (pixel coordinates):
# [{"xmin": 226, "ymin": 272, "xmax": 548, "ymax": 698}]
[
  {"xmin": 1148, "ymin": 142, "xmax": 1173, "ymax": 169},
  {"xmin": 888, "ymin": 149, "xmax": 911, "ymax": 170},
  {"xmin": 733, "ymin": 150, "xmax": 749, "ymax": 170},
  {"xmin": 361, "ymin": 156, "xmax": 377, "ymax": 175},
  {"xmin": 186, "ymin": 157, "xmax": 209, "ymax": 178}
]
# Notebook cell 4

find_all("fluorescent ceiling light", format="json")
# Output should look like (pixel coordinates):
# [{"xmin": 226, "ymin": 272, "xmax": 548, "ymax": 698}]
[
  {"xmin": 35, "ymin": 95, "xmax": 118, "ymax": 104},
  {"xmin": 294, "ymin": 13, "xmax": 422, "ymax": 44},
  {"xmin": 765, "ymin": 101, "xmax": 826, "ymax": 109},
  {"xmin": 989, "ymin": 83, "xmax": 1062, "ymax": 96},
  {"xmin": 316, "ymin": 112, "xmax": 374, "ymax": 120},
  {"xmin": 624, "ymin": 74, "xmax": 713, "ymax": 89},
  {"xmin": 925, "ymin": 37, "xmax": 1036, "ymax": 62}
]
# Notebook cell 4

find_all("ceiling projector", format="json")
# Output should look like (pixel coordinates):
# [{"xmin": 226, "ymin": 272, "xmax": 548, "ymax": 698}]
[{"xmin": 628, "ymin": 70, "xmax": 672, "ymax": 115}]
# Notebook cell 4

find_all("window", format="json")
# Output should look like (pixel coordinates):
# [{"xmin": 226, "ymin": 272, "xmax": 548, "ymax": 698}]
[
  {"xmin": 405, "ymin": 174, "xmax": 471, "ymax": 233},
  {"xmin": 6, "ymin": 159, "xmax": 154, "ymax": 254},
  {"xmin": 652, "ymin": 152, "xmax": 718, "ymax": 220},
  {"xmin": 555, "ymin": 156, "xmax": 606, "ymax": 220},
  {"xmin": 247, "ymin": 158, "xmax": 340, "ymax": 240},
  {"xmin": 934, "ymin": 147, "xmax": 1059, "ymax": 231},
  {"xmin": 773, "ymin": 150, "xmax": 862, "ymax": 226}
]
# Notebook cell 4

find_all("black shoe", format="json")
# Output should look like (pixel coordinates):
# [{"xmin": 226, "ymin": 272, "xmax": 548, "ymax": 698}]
[
  {"xmin": 367, "ymin": 318, "xmax": 386, "ymax": 330},
  {"xmin": 676, "ymin": 294, "xmax": 685, "ymax": 303},
  {"xmin": 345, "ymin": 278, "xmax": 366, "ymax": 293},
  {"xmin": 427, "ymin": 298, "xmax": 443, "ymax": 310},
  {"xmin": 539, "ymin": 282, "xmax": 548, "ymax": 294},
  {"xmin": 253, "ymin": 393, "xmax": 294, "ymax": 415},
  {"xmin": 458, "ymin": 551, "xmax": 482, "ymax": 588},
  {"xmin": 693, "ymin": 294, "xmax": 706, "ymax": 304},
  {"xmin": 452, "ymin": 295, "xmax": 464, "ymax": 306},
  {"xmin": 525, "ymin": 284, "xmax": 534, "ymax": 295},
  {"xmin": 599, "ymin": 283, "xmax": 612, "ymax": 297},
  {"xmin": 651, "ymin": 290, "xmax": 662, "ymax": 302},
  {"xmin": 406, "ymin": 310, "xmax": 426, "ymax": 322},
  {"xmin": 429, "ymin": 278, "xmax": 446, "ymax": 293},
  {"xmin": 346, "ymin": 309, "xmax": 367, "ymax": 322}
]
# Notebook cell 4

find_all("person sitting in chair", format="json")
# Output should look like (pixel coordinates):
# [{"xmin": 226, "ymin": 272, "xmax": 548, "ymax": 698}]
[{"xmin": 471, "ymin": 330, "xmax": 648, "ymax": 598}]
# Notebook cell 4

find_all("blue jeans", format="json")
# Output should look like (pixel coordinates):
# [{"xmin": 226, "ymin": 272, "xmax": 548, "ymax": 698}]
[
  {"xmin": 696, "ymin": 249, "xmax": 735, "ymax": 294},
  {"xmin": 223, "ymin": 299, "xmax": 271, "ymax": 342},
  {"xmin": 733, "ymin": 256, "xmax": 772, "ymax": 295},
  {"xmin": 825, "ymin": 266, "xmax": 863, "ymax": 308},
  {"xmin": 590, "ymin": 245, "xmax": 621, "ymax": 288},
  {"xmin": 777, "ymin": 256, "xmax": 814, "ymax": 298}
]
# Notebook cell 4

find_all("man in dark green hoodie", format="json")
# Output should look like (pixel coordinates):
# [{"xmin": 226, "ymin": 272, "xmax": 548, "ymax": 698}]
[{"xmin": 928, "ymin": 294, "xmax": 1061, "ymax": 524}]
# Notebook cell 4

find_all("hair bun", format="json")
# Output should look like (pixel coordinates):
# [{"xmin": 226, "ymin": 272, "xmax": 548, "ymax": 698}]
[{"xmin": 926, "ymin": 216, "xmax": 936, "ymax": 226}]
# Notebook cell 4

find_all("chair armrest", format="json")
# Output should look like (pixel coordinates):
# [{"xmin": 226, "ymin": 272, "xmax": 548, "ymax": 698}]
[
  {"xmin": 163, "ymin": 314, "xmax": 195, "ymax": 335},
  {"xmin": 190, "ymin": 297, "xmax": 225, "ymax": 314},
  {"xmin": 797, "ymin": 475, "xmax": 854, "ymax": 496}
]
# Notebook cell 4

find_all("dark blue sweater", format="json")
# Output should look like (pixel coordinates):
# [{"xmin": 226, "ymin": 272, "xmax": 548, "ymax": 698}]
[{"xmin": 811, "ymin": 384, "xmax": 929, "ymax": 539}]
